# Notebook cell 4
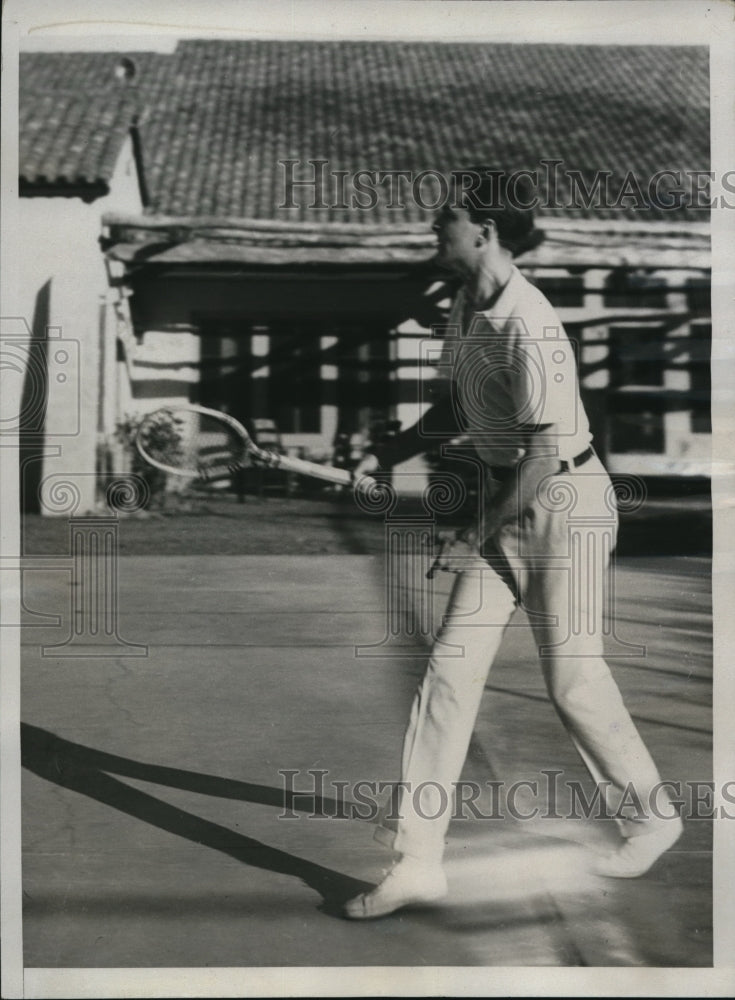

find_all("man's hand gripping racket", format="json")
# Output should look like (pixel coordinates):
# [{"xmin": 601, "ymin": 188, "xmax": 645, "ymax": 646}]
[{"xmin": 135, "ymin": 405, "xmax": 381, "ymax": 495}]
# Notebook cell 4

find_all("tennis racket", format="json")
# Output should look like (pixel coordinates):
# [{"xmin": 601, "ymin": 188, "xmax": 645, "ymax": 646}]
[{"xmin": 135, "ymin": 404, "xmax": 379, "ymax": 492}]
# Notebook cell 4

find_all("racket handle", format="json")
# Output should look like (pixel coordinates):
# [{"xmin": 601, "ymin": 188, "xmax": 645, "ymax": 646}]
[
  {"xmin": 353, "ymin": 473, "xmax": 381, "ymax": 494},
  {"xmin": 203, "ymin": 458, "xmax": 382, "ymax": 493},
  {"xmin": 270, "ymin": 452, "xmax": 352, "ymax": 486},
  {"xmin": 258, "ymin": 452, "xmax": 384, "ymax": 493}
]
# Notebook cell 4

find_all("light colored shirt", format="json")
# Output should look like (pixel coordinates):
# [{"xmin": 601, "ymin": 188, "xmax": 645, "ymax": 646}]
[{"xmin": 437, "ymin": 266, "xmax": 592, "ymax": 467}]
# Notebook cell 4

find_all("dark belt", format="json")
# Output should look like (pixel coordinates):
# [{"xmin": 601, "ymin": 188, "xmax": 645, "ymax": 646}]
[
  {"xmin": 558, "ymin": 446, "xmax": 595, "ymax": 473},
  {"xmin": 490, "ymin": 446, "xmax": 594, "ymax": 483}
]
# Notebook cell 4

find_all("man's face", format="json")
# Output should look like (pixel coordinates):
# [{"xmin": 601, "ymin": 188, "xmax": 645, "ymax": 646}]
[{"xmin": 431, "ymin": 204, "xmax": 482, "ymax": 274}]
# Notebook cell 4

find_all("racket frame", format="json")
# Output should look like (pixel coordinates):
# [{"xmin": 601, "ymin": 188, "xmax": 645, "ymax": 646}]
[
  {"xmin": 134, "ymin": 404, "xmax": 369, "ymax": 489},
  {"xmin": 134, "ymin": 404, "xmax": 256, "ymax": 478}
]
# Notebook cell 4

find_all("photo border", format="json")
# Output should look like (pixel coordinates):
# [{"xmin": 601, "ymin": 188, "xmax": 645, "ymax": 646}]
[{"xmin": 2, "ymin": 1, "xmax": 733, "ymax": 996}]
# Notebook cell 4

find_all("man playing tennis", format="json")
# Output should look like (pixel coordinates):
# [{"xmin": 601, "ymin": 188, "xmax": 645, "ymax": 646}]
[{"xmin": 344, "ymin": 167, "xmax": 682, "ymax": 920}]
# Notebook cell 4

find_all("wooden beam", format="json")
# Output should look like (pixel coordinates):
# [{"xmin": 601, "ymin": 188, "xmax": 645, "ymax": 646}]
[{"xmin": 101, "ymin": 213, "xmax": 711, "ymax": 270}]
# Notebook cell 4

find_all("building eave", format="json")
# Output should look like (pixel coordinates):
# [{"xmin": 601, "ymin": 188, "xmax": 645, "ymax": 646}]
[
  {"xmin": 101, "ymin": 213, "xmax": 711, "ymax": 271},
  {"xmin": 22, "ymin": 179, "xmax": 110, "ymax": 203}
]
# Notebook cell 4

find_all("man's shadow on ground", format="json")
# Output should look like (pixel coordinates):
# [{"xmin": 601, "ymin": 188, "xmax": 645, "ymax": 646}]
[{"xmin": 20, "ymin": 723, "xmax": 370, "ymax": 915}]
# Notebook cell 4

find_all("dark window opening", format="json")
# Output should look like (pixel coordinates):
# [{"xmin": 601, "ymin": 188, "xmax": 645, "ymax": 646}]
[
  {"xmin": 604, "ymin": 270, "xmax": 668, "ymax": 310},
  {"xmin": 197, "ymin": 322, "xmax": 251, "ymax": 416},
  {"xmin": 686, "ymin": 276, "xmax": 710, "ymax": 314},
  {"xmin": 689, "ymin": 321, "xmax": 711, "ymax": 434},
  {"xmin": 531, "ymin": 274, "xmax": 585, "ymax": 309},
  {"xmin": 268, "ymin": 323, "xmax": 322, "ymax": 433},
  {"xmin": 609, "ymin": 324, "xmax": 667, "ymax": 389},
  {"xmin": 610, "ymin": 398, "xmax": 665, "ymax": 454},
  {"xmin": 334, "ymin": 329, "xmax": 392, "ymax": 435},
  {"xmin": 192, "ymin": 318, "xmax": 395, "ymax": 438}
]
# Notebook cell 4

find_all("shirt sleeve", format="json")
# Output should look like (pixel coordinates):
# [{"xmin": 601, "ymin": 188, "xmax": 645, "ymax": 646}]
[{"xmin": 512, "ymin": 327, "xmax": 579, "ymax": 435}]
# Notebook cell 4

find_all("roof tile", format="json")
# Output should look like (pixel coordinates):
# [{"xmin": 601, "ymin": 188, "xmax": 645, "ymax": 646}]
[{"xmin": 20, "ymin": 41, "xmax": 708, "ymax": 221}]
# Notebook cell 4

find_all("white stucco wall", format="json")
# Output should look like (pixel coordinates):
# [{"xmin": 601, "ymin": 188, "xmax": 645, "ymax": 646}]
[{"xmin": 17, "ymin": 137, "xmax": 142, "ymax": 514}]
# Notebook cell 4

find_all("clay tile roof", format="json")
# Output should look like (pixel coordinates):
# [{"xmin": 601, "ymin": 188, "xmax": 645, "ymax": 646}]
[
  {"xmin": 20, "ymin": 51, "xmax": 167, "ymax": 189},
  {"xmin": 20, "ymin": 41, "xmax": 709, "ymax": 221}
]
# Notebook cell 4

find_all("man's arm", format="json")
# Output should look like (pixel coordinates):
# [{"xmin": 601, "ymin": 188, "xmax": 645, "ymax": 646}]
[
  {"xmin": 461, "ymin": 425, "xmax": 562, "ymax": 547},
  {"xmin": 429, "ymin": 425, "xmax": 563, "ymax": 576},
  {"xmin": 355, "ymin": 392, "xmax": 461, "ymax": 475}
]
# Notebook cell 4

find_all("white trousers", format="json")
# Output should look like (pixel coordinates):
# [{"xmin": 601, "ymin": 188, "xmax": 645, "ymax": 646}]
[{"xmin": 378, "ymin": 456, "xmax": 667, "ymax": 863}]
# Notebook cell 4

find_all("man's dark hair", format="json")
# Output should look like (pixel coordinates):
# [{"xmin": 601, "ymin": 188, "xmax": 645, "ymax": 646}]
[{"xmin": 451, "ymin": 166, "xmax": 545, "ymax": 258}]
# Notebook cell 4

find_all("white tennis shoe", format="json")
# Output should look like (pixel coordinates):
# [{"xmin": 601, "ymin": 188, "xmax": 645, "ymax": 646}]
[
  {"xmin": 591, "ymin": 817, "xmax": 683, "ymax": 878},
  {"xmin": 343, "ymin": 856, "xmax": 448, "ymax": 919}
]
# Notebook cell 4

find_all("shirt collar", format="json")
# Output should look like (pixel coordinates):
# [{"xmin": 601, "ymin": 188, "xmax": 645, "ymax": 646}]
[{"xmin": 475, "ymin": 265, "xmax": 524, "ymax": 329}]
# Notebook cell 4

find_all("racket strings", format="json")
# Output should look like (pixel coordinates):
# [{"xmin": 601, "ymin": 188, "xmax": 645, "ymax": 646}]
[{"xmin": 138, "ymin": 410, "xmax": 246, "ymax": 476}]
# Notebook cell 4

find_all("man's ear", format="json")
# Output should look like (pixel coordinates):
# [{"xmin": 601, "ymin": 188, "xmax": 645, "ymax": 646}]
[{"xmin": 477, "ymin": 218, "xmax": 496, "ymax": 245}]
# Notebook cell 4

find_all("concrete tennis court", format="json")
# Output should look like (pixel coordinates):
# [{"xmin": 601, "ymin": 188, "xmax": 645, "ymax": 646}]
[{"xmin": 20, "ymin": 539, "xmax": 712, "ymax": 968}]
